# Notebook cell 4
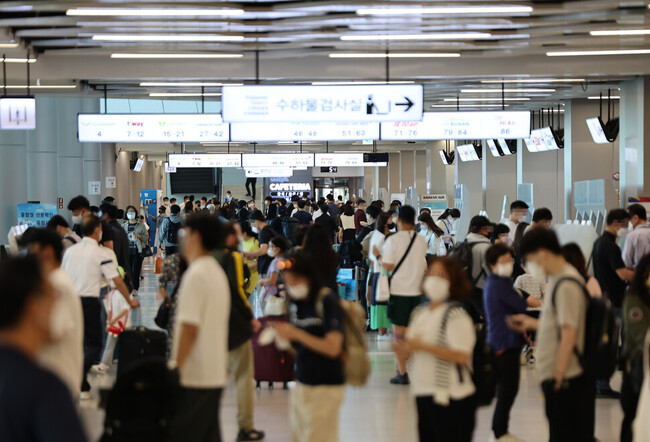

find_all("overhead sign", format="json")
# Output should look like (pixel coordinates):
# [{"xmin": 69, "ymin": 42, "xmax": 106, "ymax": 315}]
[
  {"xmin": 77, "ymin": 114, "xmax": 229, "ymax": 143},
  {"xmin": 420, "ymin": 194, "xmax": 448, "ymax": 219},
  {"xmin": 242, "ymin": 153, "xmax": 314, "ymax": 169},
  {"xmin": 164, "ymin": 162, "xmax": 177, "ymax": 173},
  {"xmin": 315, "ymin": 153, "xmax": 364, "ymax": 167},
  {"xmin": 245, "ymin": 168, "xmax": 294, "ymax": 178},
  {"xmin": 0, "ymin": 98, "xmax": 36, "ymax": 130},
  {"xmin": 230, "ymin": 121, "xmax": 379, "ymax": 142},
  {"xmin": 168, "ymin": 154, "xmax": 242, "ymax": 168},
  {"xmin": 222, "ymin": 85, "xmax": 424, "ymax": 123},
  {"xmin": 529, "ymin": 127, "xmax": 559, "ymax": 151},
  {"xmin": 380, "ymin": 111, "xmax": 530, "ymax": 140}
]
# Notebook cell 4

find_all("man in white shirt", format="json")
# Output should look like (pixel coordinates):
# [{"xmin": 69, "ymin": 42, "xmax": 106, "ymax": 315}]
[
  {"xmin": 500, "ymin": 200, "xmax": 529, "ymax": 242},
  {"xmin": 62, "ymin": 215, "xmax": 139, "ymax": 398},
  {"xmin": 21, "ymin": 229, "xmax": 84, "ymax": 399},
  {"xmin": 170, "ymin": 213, "xmax": 231, "ymax": 442},
  {"xmin": 377, "ymin": 205, "xmax": 427, "ymax": 385},
  {"xmin": 622, "ymin": 203, "xmax": 650, "ymax": 269}
]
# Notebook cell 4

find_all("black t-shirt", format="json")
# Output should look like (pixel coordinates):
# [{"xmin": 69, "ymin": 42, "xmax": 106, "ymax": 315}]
[
  {"xmin": 100, "ymin": 220, "xmax": 115, "ymax": 246},
  {"xmin": 0, "ymin": 346, "xmax": 87, "ymax": 442},
  {"xmin": 257, "ymin": 225, "xmax": 277, "ymax": 275},
  {"xmin": 314, "ymin": 214, "xmax": 338, "ymax": 238},
  {"xmin": 593, "ymin": 231, "xmax": 627, "ymax": 307},
  {"xmin": 291, "ymin": 292, "xmax": 345, "ymax": 386}
]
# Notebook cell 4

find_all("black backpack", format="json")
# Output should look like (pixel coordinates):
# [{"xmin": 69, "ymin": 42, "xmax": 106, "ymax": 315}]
[
  {"xmin": 551, "ymin": 277, "xmax": 620, "ymax": 379},
  {"xmin": 166, "ymin": 220, "xmax": 181, "ymax": 244},
  {"xmin": 101, "ymin": 360, "xmax": 179, "ymax": 442},
  {"xmin": 449, "ymin": 240, "xmax": 486, "ymax": 285},
  {"xmin": 281, "ymin": 217, "xmax": 300, "ymax": 244}
]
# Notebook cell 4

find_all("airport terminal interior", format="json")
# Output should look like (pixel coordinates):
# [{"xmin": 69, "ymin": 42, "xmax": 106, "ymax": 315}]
[{"xmin": 2, "ymin": 1, "xmax": 650, "ymax": 442}]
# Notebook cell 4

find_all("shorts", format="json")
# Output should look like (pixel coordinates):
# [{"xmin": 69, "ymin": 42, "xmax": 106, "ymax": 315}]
[{"xmin": 387, "ymin": 295, "xmax": 423, "ymax": 327}]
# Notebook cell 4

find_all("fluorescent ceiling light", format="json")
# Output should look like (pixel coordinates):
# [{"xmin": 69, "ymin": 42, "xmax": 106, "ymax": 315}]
[
  {"xmin": 149, "ymin": 92, "xmax": 222, "ymax": 97},
  {"xmin": 482, "ymin": 78, "xmax": 585, "ymax": 83},
  {"xmin": 357, "ymin": 6, "xmax": 532, "ymax": 15},
  {"xmin": 1, "ymin": 84, "xmax": 76, "ymax": 89},
  {"xmin": 111, "ymin": 53, "xmax": 242, "ymax": 59},
  {"xmin": 460, "ymin": 88, "xmax": 555, "ymax": 93},
  {"xmin": 311, "ymin": 81, "xmax": 415, "ymax": 85},
  {"xmin": 329, "ymin": 53, "xmax": 460, "ymax": 58},
  {"xmin": 590, "ymin": 29, "xmax": 650, "ymax": 36},
  {"xmin": 443, "ymin": 97, "xmax": 529, "ymax": 102},
  {"xmin": 140, "ymin": 82, "xmax": 243, "ymax": 87},
  {"xmin": 93, "ymin": 34, "xmax": 243, "ymax": 42},
  {"xmin": 2, "ymin": 58, "xmax": 36, "ymax": 63},
  {"xmin": 547, "ymin": 49, "xmax": 650, "ymax": 56},
  {"xmin": 432, "ymin": 104, "xmax": 510, "ymax": 108},
  {"xmin": 67, "ymin": 8, "xmax": 244, "ymax": 17},
  {"xmin": 340, "ymin": 33, "xmax": 491, "ymax": 41},
  {"xmin": 588, "ymin": 96, "xmax": 620, "ymax": 99},
  {"xmin": 0, "ymin": 42, "xmax": 18, "ymax": 48}
]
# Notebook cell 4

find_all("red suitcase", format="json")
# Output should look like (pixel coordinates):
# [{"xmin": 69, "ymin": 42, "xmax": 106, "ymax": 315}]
[{"xmin": 252, "ymin": 316, "xmax": 294, "ymax": 389}]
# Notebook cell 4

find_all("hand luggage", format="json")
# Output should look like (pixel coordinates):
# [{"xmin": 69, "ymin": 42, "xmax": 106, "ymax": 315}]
[
  {"xmin": 117, "ymin": 309, "xmax": 167, "ymax": 376},
  {"xmin": 252, "ymin": 316, "xmax": 294, "ymax": 389}
]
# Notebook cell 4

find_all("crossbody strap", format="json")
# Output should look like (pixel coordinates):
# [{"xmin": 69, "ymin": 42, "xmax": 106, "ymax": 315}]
[
  {"xmin": 389, "ymin": 231, "xmax": 418, "ymax": 283},
  {"xmin": 551, "ymin": 277, "xmax": 589, "ymax": 366}
]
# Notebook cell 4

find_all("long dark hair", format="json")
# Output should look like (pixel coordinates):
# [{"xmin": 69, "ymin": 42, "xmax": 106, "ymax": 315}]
[
  {"xmin": 513, "ymin": 222, "xmax": 529, "ymax": 257},
  {"xmin": 561, "ymin": 243, "xmax": 588, "ymax": 280},
  {"xmin": 418, "ymin": 212, "xmax": 444, "ymax": 237},
  {"xmin": 631, "ymin": 254, "xmax": 650, "ymax": 306},
  {"xmin": 375, "ymin": 212, "xmax": 391, "ymax": 235}
]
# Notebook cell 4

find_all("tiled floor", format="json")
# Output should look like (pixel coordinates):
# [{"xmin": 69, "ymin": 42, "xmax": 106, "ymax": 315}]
[{"xmin": 80, "ymin": 259, "xmax": 625, "ymax": 442}]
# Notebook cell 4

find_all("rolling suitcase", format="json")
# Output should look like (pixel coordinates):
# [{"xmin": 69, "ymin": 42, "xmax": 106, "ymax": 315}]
[
  {"xmin": 117, "ymin": 309, "xmax": 167, "ymax": 376},
  {"xmin": 252, "ymin": 316, "xmax": 294, "ymax": 389}
]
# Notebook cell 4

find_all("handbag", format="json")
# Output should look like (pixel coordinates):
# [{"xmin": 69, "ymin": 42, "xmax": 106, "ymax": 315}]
[
  {"xmin": 154, "ymin": 284, "xmax": 178, "ymax": 329},
  {"xmin": 263, "ymin": 295, "xmax": 287, "ymax": 316},
  {"xmin": 154, "ymin": 250, "xmax": 164, "ymax": 274},
  {"xmin": 141, "ymin": 246, "xmax": 153, "ymax": 258},
  {"xmin": 376, "ymin": 269, "xmax": 391, "ymax": 303}
]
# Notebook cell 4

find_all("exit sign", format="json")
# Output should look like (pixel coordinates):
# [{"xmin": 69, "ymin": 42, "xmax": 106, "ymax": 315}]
[{"xmin": 320, "ymin": 166, "xmax": 338, "ymax": 173}]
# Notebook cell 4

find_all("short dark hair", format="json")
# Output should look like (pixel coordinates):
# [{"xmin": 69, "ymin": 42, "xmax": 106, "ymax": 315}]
[
  {"xmin": 485, "ymin": 244, "xmax": 515, "ymax": 268},
  {"xmin": 532, "ymin": 208, "xmax": 553, "ymax": 223},
  {"xmin": 469, "ymin": 215, "xmax": 491, "ymax": 233},
  {"xmin": 67, "ymin": 195, "xmax": 90, "ymax": 211},
  {"xmin": 398, "ymin": 205, "xmax": 416, "ymax": 225},
  {"xmin": 510, "ymin": 200, "xmax": 529, "ymax": 212},
  {"xmin": 270, "ymin": 236, "xmax": 291, "ymax": 253},
  {"xmin": 82, "ymin": 215, "xmax": 102, "ymax": 237},
  {"xmin": 184, "ymin": 213, "xmax": 224, "ymax": 251},
  {"xmin": 357, "ymin": 199, "xmax": 366, "ymax": 206},
  {"xmin": 100, "ymin": 203, "xmax": 119, "ymax": 220},
  {"xmin": 265, "ymin": 196, "xmax": 273, "ymax": 202},
  {"xmin": 46, "ymin": 215, "xmax": 69, "ymax": 230},
  {"xmin": 606, "ymin": 208, "xmax": 630, "ymax": 226},
  {"xmin": 519, "ymin": 227, "xmax": 562, "ymax": 257},
  {"xmin": 365, "ymin": 205, "xmax": 380, "ymax": 220},
  {"xmin": 101, "ymin": 196, "xmax": 115, "ymax": 205},
  {"xmin": 320, "ymin": 204, "xmax": 329, "ymax": 215},
  {"xmin": 23, "ymin": 228, "xmax": 64, "ymax": 263},
  {"xmin": 163, "ymin": 196, "xmax": 169, "ymax": 201},
  {"xmin": 249, "ymin": 209, "xmax": 265, "ymax": 222},
  {"xmin": 627, "ymin": 204, "xmax": 647, "ymax": 221},
  {"xmin": 201, "ymin": 197, "xmax": 208, "ymax": 202},
  {"xmin": 343, "ymin": 204, "xmax": 355, "ymax": 217},
  {"xmin": 170, "ymin": 198, "xmax": 177, "ymax": 204},
  {"xmin": 449, "ymin": 208, "xmax": 461, "ymax": 218},
  {"xmin": 277, "ymin": 205, "xmax": 288, "ymax": 216},
  {"xmin": 0, "ymin": 256, "xmax": 46, "ymax": 329},
  {"xmin": 493, "ymin": 223, "xmax": 510, "ymax": 235},
  {"xmin": 297, "ymin": 200, "xmax": 306, "ymax": 209},
  {"xmin": 170, "ymin": 204, "xmax": 181, "ymax": 214},
  {"xmin": 326, "ymin": 194, "xmax": 334, "ymax": 202}
]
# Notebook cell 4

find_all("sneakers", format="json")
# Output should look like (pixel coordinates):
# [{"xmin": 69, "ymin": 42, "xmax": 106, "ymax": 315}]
[
  {"xmin": 377, "ymin": 334, "xmax": 393, "ymax": 341},
  {"xmin": 389, "ymin": 372, "xmax": 410, "ymax": 385},
  {"xmin": 236, "ymin": 429, "xmax": 265, "ymax": 441},
  {"xmin": 80, "ymin": 391, "xmax": 92, "ymax": 401},
  {"xmin": 489, "ymin": 433, "xmax": 525, "ymax": 442},
  {"xmin": 596, "ymin": 388, "xmax": 621, "ymax": 399},
  {"xmin": 91, "ymin": 363, "xmax": 109, "ymax": 374}
]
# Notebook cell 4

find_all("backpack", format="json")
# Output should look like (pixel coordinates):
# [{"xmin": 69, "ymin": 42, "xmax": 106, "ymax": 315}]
[
  {"xmin": 551, "ymin": 277, "xmax": 620, "ymax": 379},
  {"xmin": 166, "ymin": 220, "xmax": 181, "ymax": 244},
  {"xmin": 449, "ymin": 240, "xmax": 486, "ymax": 285},
  {"xmin": 316, "ymin": 289, "xmax": 371, "ymax": 386},
  {"xmin": 101, "ymin": 360, "xmax": 179, "ymax": 442},
  {"xmin": 281, "ymin": 217, "xmax": 300, "ymax": 245}
]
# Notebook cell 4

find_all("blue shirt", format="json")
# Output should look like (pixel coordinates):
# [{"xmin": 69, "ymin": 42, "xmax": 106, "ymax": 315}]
[
  {"xmin": 292, "ymin": 210, "xmax": 312, "ymax": 225},
  {"xmin": 483, "ymin": 273, "xmax": 527, "ymax": 352},
  {"xmin": 158, "ymin": 215, "xmax": 182, "ymax": 247}
]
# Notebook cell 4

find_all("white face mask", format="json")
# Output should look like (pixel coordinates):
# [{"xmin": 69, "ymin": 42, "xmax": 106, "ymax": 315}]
[
  {"xmin": 423, "ymin": 276, "xmax": 450, "ymax": 303},
  {"xmin": 72, "ymin": 214, "xmax": 83, "ymax": 225},
  {"xmin": 98, "ymin": 231, "xmax": 103, "ymax": 243},
  {"xmin": 267, "ymin": 247, "xmax": 276, "ymax": 258},
  {"xmin": 617, "ymin": 227, "xmax": 629, "ymax": 238},
  {"xmin": 494, "ymin": 262, "xmax": 514, "ymax": 278},
  {"xmin": 251, "ymin": 225, "xmax": 259, "ymax": 234},
  {"xmin": 127, "ymin": 212, "xmax": 136, "ymax": 220},
  {"xmin": 500, "ymin": 236, "xmax": 512, "ymax": 246},
  {"xmin": 287, "ymin": 283, "xmax": 309, "ymax": 300},
  {"xmin": 525, "ymin": 259, "xmax": 546, "ymax": 281}
]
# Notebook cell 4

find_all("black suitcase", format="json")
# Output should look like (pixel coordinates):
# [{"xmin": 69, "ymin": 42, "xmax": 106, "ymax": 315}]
[{"xmin": 117, "ymin": 326, "xmax": 167, "ymax": 376}]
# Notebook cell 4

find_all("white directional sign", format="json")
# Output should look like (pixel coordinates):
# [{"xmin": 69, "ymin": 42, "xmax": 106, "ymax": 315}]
[
  {"xmin": 0, "ymin": 98, "xmax": 36, "ymax": 130},
  {"xmin": 230, "ymin": 121, "xmax": 379, "ymax": 142},
  {"xmin": 222, "ymin": 85, "xmax": 424, "ymax": 123},
  {"xmin": 315, "ymin": 153, "xmax": 364, "ymax": 167},
  {"xmin": 380, "ymin": 111, "xmax": 530, "ymax": 140},
  {"xmin": 242, "ymin": 153, "xmax": 315, "ymax": 169},
  {"xmin": 77, "ymin": 114, "xmax": 229, "ymax": 142},
  {"xmin": 168, "ymin": 154, "xmax": 242, "ymax": 168}
]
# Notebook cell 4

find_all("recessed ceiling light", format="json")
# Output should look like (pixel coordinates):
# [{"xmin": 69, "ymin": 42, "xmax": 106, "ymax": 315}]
[
  {"xmin": 357, "ymin": 6, "xmax": 533, "ymax": 15},
  {"xmin": 481, "ymin": 78, "xmax": 585, "ymax": 83},
  {"xmin": 431, "ymin": 104, "xmax": 510, "ymax": 108},
  {"xmin": 149, "ymin": 92, "xmax": 222, "ymax": 97},
  {"xmin": 460, "ymin": 88, "xmax": 555, "ymax": 93},
  {"xmin": 140, "ymin": 82, "xmax": 243, "ymax": 87},
  {"xmin": 94, "ymin": 34, "xmax": 243, "ymax": 42},
  {"xmin": 443, "ymin": 98, "xmax": 530, "ymax": 102},
  {"xmin": 1, "ymin": 58, "xmax": 36, "ymax": 63},
  {"xmin": 340, "ymin": 33, "xmax": 491, "ymax": 41},
  {"xmin": 311, "ymin": 81, "xmax": 415, "ymax": 85},
  {"xmin": 67, "ymin": 8, "xmax": 244, "ymax": 17},
  {"xmin": 0, "ymin": 42, "xmax": 18, "ymax": 48},
  {"xmin": 590, "ymin": 29, "xmax": 650, "ymax": 36},
  {"xmin": 588, "ymin": 96, "xmax": 620, "ymax": 99},
  {"xmin": 111, "ymin": 53, "xmax": 243, "ymax": 59},
  {"xmin": 547, "ymin": 49, "xmax": 650, "ymax": 56},
  {"xmin": 329, "ymin": 53, "xmax": 460, "ymax": 58}
]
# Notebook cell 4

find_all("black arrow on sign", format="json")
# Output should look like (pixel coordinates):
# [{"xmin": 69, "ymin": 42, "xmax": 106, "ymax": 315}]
[{"xmin": 396, "ymin": 96, "xmax": 414, "ymax": 112}]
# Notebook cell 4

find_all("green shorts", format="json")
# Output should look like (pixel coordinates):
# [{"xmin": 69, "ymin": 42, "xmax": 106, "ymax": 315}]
[{"xmin": 387, "ymin": 295, "xmax": 424, "ymax": 327}]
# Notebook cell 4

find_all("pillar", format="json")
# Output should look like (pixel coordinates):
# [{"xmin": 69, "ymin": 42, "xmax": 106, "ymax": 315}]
[{"xmin": 620, "ymin": 77, "xmax": 650, "ymax": 203}]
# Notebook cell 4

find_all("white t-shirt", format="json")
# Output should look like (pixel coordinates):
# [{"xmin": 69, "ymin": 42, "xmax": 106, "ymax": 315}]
[
  {"xmin": 62, "ymin": 237, "xmax": 120, "ymax": 298},
  {"xmin": 108, "ymin": 289, "xmax": 132, "ymax": 328},
  {"xmin": 369, "ymin": 231, "xmax": 386, "ymax": 273},
  {"xmin": 500, "ymin": 218, "xmax": 518, "ymax": 241},
  {"xmin": 420, "ymin": 230, "xmax": 447, "ymax": 257},
  {"xmin": 407, "ymin": 304, "xmax": 476, "ymax": 401},
  {"xmin": 382, "ymin": 230, "xmax": 427, "ymax": 296},
  {"xmin": 39, "ymin": 268, "xmax": 84, "ymax": 398},
  {"xmin": 340, "ymin": 214, "xmax": 355, "ymax": 230},
  {"xmin": 172, "ymin": 255, "xmax": 231, "ymax": 388}
]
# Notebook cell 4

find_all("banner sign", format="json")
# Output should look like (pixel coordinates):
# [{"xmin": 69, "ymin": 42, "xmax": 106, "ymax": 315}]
[{"xmin": 17, "ymin": 203, "xmax": 57, "ymax": 227}]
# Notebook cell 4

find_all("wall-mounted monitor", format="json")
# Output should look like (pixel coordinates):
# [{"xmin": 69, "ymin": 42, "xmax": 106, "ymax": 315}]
[
  {"xmin": 132, "ymin": 158, "xmax": 144, "ymax": 172},
  {"xmin": 0, "ymin": 97, "xmax": 36, "ymax": 130},
  {"xmin": 497, "ymin": 139, "xmax": 516, "ymax": 155},
  {"xmin": 586, "ymin": 117, "xmax": 618, "ymax": 143},
  {"xmin": 456, "ymin": 144, "xmax": 481, "ymax": 162},
  {"xmin": 438, "ymin": 150, "xmax": 454, "ymax": 165},
  {"xmin": 486, "ymin": 139, "xmax": 501, "ymax": 157}
]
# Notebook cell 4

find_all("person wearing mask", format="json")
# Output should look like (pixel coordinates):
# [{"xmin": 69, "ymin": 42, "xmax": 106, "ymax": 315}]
[
  {"xmin": 46, "ymin": 215, "xmax": 81, "ymax": 253},
  {"xmin": 500, "ymin": 200, "xmax": 529, "ymax": 242},
  {"xmin": 524, "ymin": 208, "xmax": 553, "ymax": 234},
  {"xmin": 67, "ymin": 195, "xmax": 114, "ymax": 250},
  {"xmin": 436, "ymin": 208, "xmax": 460, "ymax": 250},
  {"xmin": 418, "ymin": 212, "xmax": 447, "ymax": 262},
  {"xmin": 161, "ymin": 197, "xmax": 170, "ymax": 215},
  {"xmin": 354, "ymin": 199, "xmax": 368, "ymax": 235},
  {"xmin": 274, "ymin": 250, "xmax": 345, "ymax": 442},
  {"xmin": 392, "ymin": 257, "xmax": 476, "ymax": 442},
  {"xmin": 245, "ymin": 177, "xmax": 257, "ymax": 199},
  {"xmin": 225, "ymin": 191, "xmax": 234, "ymax": 204},
  {"xmin": 292, "ymin": 200, "xmax": 313, "ymax": 226},
  {"xmin": 464, "ymin": 215, "xmax": 493, "ymax": 322},
  {"xmin": 271, "ymin": 205, "xmax": 289, "ymax": 239},
  {"xmin": 483, "ymin": 245, "xmax": 528, "ymax": 442},
  {"xmin": 122, "ymin": 205, "xmax": 149, "ymax": 293},
  {"xmin": 244, "ymin": 210, "xmax": 277, "ymax": 278},
  {"xmin": 0, "ymin": 256, "xmax": 87, "ymax": 442},
  {"xmin": 376, "ymin": 205, "xmax": 427, "ymax": 385},
  {"xmin": 159, "ymin": 204, "xmax": 183, "ymax": 256},
  {"xmin": 369, "ymin": 212, "xmax": 394, "ymax": 339},
  {"xmin": 508, "ymin": 228, "xmax": 593, "ymax": 442},
  {"xmin": 314, "ymin": 204, "xmax": 338, "ymax": 242},
  {"xmin": 237, "ymin": 200, "xmax": 251, "ymax": 227},
  {"xmin": 620, "ymin": 254, "xmax": 650, "ymax": 442},
  {"xmin": 592, "ymin": 208, "xmax": 634, "ymax": 398},
  {"xmin": 100, "ymin": 203, "xmax": 132, "ymax": 289},
  {"xmin": 150, "ymin": 205, "xmax": 168, "ymax": 246},
  {"xmin": 62, "ymin": 215, "xmax": 139, "ymax": 399},
  {"xmin": 490, "ymin": 224, "xmax": 511, "ymax": 246},
  {"xmin": 357, "ymin": 205, "xmax": 380, "ymax": 244},
  {"xmin": 21, "ymin": 229, "xmax": 84, "ymax": 399},
  {"xmin": 242, "ymin": 226, "xmax": 260, "ymax": 300},
  {"xmin": 622, "ymin": 203, "xmax": 650, "ymax": 269},
  {"xmin": 179, "ymin": 196, "xmax": 189, "ymax": 212},
  {"xmin": 259, "ymin": 236, "xmax": 291, "ymax": 308},
  {"xmin": 170, "ymin": 213, "xmax": 231, "ymax": 442},
  {"xmin": 326, "ymin": 194, "xmax": 339, "ymax": 219},
  {"xmin": 248, "ymin": 199, "xmax": 256, "ymax": 212}
]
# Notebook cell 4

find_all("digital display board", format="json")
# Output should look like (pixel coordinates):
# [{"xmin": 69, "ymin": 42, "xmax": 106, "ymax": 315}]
[
  {"xmin": 168, "ymin": 154, "xmax": 242, "ymax": 168},
  {"xmin": 230, "ymin": 121, "xmax": 379, "ymax": 142}
]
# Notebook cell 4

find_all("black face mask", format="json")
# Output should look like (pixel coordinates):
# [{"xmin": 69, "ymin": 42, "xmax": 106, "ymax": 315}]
[{"xmin": 387, "ymin": 223, "xmax": 396, "ymax": 230}]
